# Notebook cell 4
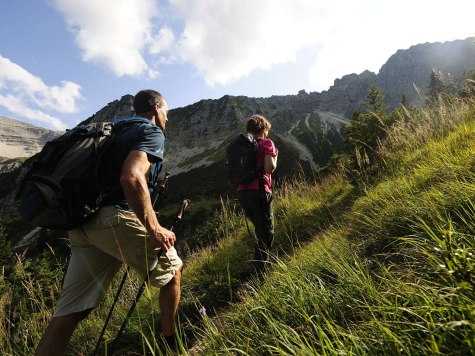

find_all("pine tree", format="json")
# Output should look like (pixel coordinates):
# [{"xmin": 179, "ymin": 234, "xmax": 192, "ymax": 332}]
[
  {"xmin": 428, "ymin": 70, "xmax": 445, "ymax": 100},
  {"xmin": 344, "ymin": 83, "xmax": 389, "ymax": 156},
  {"xmin": 363, "ymin": 83, "xmax": 387, "ymax": 115}
]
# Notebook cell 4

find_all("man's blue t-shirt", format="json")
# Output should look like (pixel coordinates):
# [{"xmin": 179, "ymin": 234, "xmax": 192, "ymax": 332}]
[
  {"xmin": 114, "ymin": 119, "xmax": 164, "ymax": 163},
  {"xmin": 103, "ymin": 118, "xmax": 164, "ymax": 206}
]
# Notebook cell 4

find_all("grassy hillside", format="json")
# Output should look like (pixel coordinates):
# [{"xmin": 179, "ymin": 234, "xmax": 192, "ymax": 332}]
[
  {"xmin": 1, "ymin": 92, "xmax": 475, "ymax": 354},
  {"xmin": 177, "ymin": 94, "xmax": 475, "ymax": 354}
]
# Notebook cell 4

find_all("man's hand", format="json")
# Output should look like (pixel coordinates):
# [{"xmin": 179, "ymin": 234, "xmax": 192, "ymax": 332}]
[{"xmin": 153, "ymin": 226, "xmax": 176, "ymax": 251}]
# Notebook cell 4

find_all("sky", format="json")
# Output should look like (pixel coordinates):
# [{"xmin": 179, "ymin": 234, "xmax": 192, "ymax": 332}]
[{"xmin": 0, "ymin": 1, "xmax": 474, "ymax": 131}]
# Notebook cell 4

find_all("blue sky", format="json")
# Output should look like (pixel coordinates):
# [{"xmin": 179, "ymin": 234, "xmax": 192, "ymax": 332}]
[{"xmin": 0, "ymin": 0, "xmax": 474, "ymax": 131}]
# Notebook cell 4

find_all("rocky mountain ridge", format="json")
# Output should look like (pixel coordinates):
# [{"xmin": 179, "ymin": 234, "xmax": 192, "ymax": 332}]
[
  {"xmin": 318, "ymin": 37, "xmax": 475, "ymax": 117},
  {"xmin": 80, "ymin": 93, "xmax": 346, "ymax": 175},
  {"xmin": 0, "ymin": 116, "xmax": 63, "ymax": 159},
  {"xmin": 2, "ymin": 37, "xmax": 474, "ymax": 164},
  {"xmin": 80, "ymin": 37, "xmax": 475, "ymax": 165},
  {"xmin": 1, "ymin": 37, "xmax": 474, "ymax": 220}
]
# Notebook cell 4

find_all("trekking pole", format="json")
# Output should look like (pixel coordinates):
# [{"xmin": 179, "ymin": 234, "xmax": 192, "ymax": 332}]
[
  {"xmin": 152, "ymin": 171, "xmax": 170, "ymax": 209},
  {"xmin": 92, "ymin": 172, "xmax": 171, "ymax": 356},
  {"xmin": 108, "ymin": 198, "xmax": 190, "ymax": 354}
]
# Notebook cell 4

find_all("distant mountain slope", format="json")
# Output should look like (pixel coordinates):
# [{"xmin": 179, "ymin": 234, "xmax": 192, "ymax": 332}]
[
  {"xmin": 0, "ymin": 116, "xmax": 63, "ymax": 159},
  {"xmin": 78, "ymin": 93, "xmax": 345, "ymax": 175}
]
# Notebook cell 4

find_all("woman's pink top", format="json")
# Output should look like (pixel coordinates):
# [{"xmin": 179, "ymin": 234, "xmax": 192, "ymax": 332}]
[{"xmin": 237, "ymin": 138, "xmax": 277, "ymax": 193}]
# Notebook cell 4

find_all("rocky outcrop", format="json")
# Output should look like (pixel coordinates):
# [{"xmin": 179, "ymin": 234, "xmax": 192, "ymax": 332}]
[
  {"xmin": 0, "ymin": 158, "xmax": 23, "ymax": 174},
  {"xmin": 79, "ymin": 95, "xmax": 136, "ymax": 125},
  {"xmin": 0, "ymin": 116, "xmax": 63, "ymax": 159},
  {"xmin": 321, "ymin": 37, "xmax": 475, "ymax": 117},
  {"xmin": 319, "ymin": 70, "xmax": 378, "ymax": 117},
  {"xmin": 376, "ymin": 37, "xmax": 475, "ymax": 108}
]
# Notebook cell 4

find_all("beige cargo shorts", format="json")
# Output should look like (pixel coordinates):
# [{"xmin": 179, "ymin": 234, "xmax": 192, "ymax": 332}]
[{"xmin": 53, "ymin": 205, "xmax": 183, "ymax": 317}]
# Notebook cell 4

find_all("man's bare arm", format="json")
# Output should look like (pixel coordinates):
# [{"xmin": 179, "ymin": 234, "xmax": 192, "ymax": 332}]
[{"xmin": 120, "ymin": 150, "xmax": 175, "ymax": 250}]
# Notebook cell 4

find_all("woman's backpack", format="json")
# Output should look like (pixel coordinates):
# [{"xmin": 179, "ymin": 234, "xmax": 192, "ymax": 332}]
[{"xmin": 226, "ymin": 133, "xmax": 260, "ymax": 185}]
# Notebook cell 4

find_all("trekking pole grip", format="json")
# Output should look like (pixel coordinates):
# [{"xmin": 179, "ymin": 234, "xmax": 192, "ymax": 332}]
[{"xmin": 173, "ymin": 199, "xmax": 190, "ymax": 228}]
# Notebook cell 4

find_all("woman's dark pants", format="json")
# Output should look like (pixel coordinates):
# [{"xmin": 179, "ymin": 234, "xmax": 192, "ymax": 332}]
[{"xmin": 238, "ymin": 190, "xmax": 274, "ymax": 272}]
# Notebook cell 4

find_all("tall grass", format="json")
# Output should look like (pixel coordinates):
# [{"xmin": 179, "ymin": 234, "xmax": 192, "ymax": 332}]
[
  {"xmin": 187, "ymin": 95, "xmax": 475, "ymax": 354},
  {"xmin": 0, "ymin": 250, "xmax": 63, "ymax": 355}
]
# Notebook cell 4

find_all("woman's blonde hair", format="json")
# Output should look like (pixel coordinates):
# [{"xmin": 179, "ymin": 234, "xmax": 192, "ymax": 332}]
[{"xmin": 246, "ymin": 114, "xmax": 271, "ymax": 135}]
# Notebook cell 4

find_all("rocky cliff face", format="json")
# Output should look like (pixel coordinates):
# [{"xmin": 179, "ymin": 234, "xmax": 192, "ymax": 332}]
[
  {"xmin": 376, "ymin": 37, "xmax": 475, "ymax": 108},
  {"xmin": 79, "ymin": 95, "xmax": 136, "ymax": 126},
  {"xmin": 0, "ymin": 116, "xmax": 63, "ymax": 159},
  {"xmin": 320, "ymin": 37, "xmax": 475, "ymax": 117},
  {"xmin": 319, "ymin": 70, "xmax": 377, "ymax": 118}
]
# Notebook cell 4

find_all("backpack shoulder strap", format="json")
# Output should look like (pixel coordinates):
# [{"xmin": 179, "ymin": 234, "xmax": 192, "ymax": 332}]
[{"xmin": 111, "ymin": 117, "xmax": 153, "ymax": 129}]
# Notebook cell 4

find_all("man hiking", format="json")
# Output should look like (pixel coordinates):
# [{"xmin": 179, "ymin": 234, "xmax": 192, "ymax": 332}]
[
  {"xmin": 35, "ymin": 89, "xmax": 183, "ymax": 355},
  {"xmin": 237, "ymin": 114, "xmax": 278, "ymax": 273}
]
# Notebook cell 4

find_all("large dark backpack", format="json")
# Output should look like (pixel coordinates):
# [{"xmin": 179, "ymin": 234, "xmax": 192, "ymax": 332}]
[
  {"xmin": 16, "ymin": 117, "xmax": 150, "ymax": 230},
  {"xmin": 226, "ymin": 133, "xmax": 260, "ymax": 185}
]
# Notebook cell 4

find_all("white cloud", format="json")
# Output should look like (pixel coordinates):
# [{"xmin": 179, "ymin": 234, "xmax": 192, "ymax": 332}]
[
  {"xmin": 0, "ymin": 55, "xmax": 81, "ymax": 130},
  {"xmin": 166, "ymin": 0, "xmax": 475, "ymax": 90},
  {"xmin": 52, "ymin": 0, "xmax": 157, "ymax": 77},
  {"xmin": 167, "ymin": 0, "xmax": 475, "ymax": 90},
  {"xmin": 50, "ymin": 0, "xmax": 475, "ymax": 91},
  {"xmin": 308, "ymin": 0, "xmax": 475, "ymax": 91},
  {"xmin": 148, "ymin": 27, "xmax": 175, "ymax": 55},
  {"xmin": 0, "ymin": 95, "xmax": 67, "ymax": 131},
  {"xmin": 170, "ymin": 0, "xmax": 331, "ymax": 86},
  {"xmin": 50, "ymin": 0, "xmax": 333, "ymax": 85}
]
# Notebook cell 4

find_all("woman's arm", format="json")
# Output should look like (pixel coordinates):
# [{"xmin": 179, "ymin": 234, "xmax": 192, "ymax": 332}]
[{"xmin": 263, "ymin": 149, "xmax": 278, "ymax": 173}]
